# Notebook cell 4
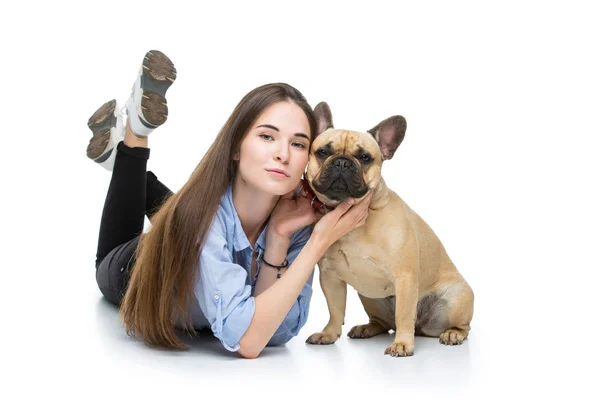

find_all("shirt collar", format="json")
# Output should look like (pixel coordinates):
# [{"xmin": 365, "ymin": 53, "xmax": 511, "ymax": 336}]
[{"xmin": 225, "ymin": 184, "xmax": 269, "ymax": 252}]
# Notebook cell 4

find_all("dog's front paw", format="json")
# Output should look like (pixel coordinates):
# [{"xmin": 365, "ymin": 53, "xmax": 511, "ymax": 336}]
[
  {"xmin": 305, "ymin": 331, "xmax": 339, "ymax": 345},
  {"xmin": 384, "ymin": 341, "xmax": 414, "ymax": 357},
  {"xmin": 439, "ymin": 328, "xmax": 467, "ymax": 345}
]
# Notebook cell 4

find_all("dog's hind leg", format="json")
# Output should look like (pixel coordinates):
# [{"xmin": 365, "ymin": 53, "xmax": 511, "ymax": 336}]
[
  {"xmin": 415, "ymin": 279, "xmax": 474, "ymax": 345},
  {"xmin": 347, "ymin": 294, "xmax": 394, "ymax": 339},
  {"xmin": 438, "ymin": 280, "xmax": 474, "ymax": 345}
]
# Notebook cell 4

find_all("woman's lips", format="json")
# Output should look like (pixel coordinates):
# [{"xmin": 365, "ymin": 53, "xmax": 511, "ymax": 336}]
[{"xmin": 266, "ymin": 168, "xmax": 290, "ymax": 178}]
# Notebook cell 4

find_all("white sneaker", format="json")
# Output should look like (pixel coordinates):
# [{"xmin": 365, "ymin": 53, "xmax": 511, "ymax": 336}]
[
  {"xmin": 126, "ymin": 50, "xmax": 177, "ymax": 137},
  {"xmin": 86, "ymin": 99, "xmax": 124, "ymax": 171}
]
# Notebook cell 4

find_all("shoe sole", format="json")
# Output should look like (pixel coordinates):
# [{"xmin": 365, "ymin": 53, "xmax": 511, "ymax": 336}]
[
  {"xmin": 86, "ymin": 99, "xmax": 117, "ymax": 160},
  {"xmin": 139, "ymin": 50, "xmax": 177, "ymax": 127}
]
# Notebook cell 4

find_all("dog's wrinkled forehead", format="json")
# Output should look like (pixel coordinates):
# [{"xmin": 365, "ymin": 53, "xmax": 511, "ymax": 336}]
[{"xmin": 312, "ymin": 129, "xmax": 381, "ymax": 158}]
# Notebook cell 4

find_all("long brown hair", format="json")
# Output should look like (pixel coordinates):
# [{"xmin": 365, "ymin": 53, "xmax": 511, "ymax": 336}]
[{"xmin": 120, "ymin": 83, "xmax": 317, "ymax": 350}]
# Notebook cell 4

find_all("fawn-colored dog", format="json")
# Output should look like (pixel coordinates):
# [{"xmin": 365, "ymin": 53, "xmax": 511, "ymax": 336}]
[{"xmin": 304, "ymin": 103, "xmax": 474, "ymax": 357}]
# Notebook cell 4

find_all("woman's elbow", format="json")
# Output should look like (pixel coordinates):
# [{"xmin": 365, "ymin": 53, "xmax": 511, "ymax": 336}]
[
  {"xmin": 237, "ymin": 334, "xmax": 293, "ymax": 357},
  {"xmin": 237, "ymin": 344, "xmax": 263, "ymax": 359}
]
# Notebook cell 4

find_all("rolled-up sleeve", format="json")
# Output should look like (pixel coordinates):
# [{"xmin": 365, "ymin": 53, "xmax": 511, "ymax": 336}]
[
  {"xmin": 268, "ymin": 225, "xmax": 315, "ymax": 346},
  {"xmin": 195, "ymin": 226, "xmax": 255, "ymax": 352}
]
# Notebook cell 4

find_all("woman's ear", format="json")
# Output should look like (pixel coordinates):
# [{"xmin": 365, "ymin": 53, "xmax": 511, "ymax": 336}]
[{"xmin": 233, "ymin": 152, "xmax": 240, "ymax": 161}]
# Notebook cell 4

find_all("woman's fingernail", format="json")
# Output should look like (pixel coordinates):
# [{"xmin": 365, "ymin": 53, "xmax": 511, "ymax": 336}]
[{"xmin": 347, "ymin": 198, "xmax": 354, "ymax": 205}]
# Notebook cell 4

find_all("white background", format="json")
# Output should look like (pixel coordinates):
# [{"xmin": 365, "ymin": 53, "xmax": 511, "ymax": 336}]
[{"xmin": 2, "ymin": 0, "xmax": 599, "ymax": 398}]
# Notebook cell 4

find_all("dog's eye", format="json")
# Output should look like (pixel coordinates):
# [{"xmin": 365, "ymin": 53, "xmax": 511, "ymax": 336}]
[
  {"xmin": 315, "ymin": 149, "xmax": 329, "ymax": 157},
  {"xmin": 359, "ymin": 154, "xmax": 372, "ymax": 163}
]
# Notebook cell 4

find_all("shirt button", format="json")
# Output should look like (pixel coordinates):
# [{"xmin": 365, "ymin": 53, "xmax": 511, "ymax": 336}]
[{"xmin": 214, "ymin": 294, "xmax": 220, "ymax": 300}]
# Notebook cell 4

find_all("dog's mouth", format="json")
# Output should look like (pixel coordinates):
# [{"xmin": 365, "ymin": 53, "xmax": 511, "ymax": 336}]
[{"xmin": 312, "ymin": 160, "xmax": 369, "ymax": 201}]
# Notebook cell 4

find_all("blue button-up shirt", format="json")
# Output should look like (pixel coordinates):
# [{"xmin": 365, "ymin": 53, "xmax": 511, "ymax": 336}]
[{"xmin": 189, "ymin": 184, "xmax": 314, "ymax": 352}]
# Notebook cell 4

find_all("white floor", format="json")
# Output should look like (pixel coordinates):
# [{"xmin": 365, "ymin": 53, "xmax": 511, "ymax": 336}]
[
  {"xmin": 9, "ymin": 259, "xmax": 595, "ymax": 399},
  {"xmin": 3, "ymin": 1, "xmax": 600, "ymax": 399},
  {"xmin": 53, "ymin": 268, "xmax": 485, "ymax": 398}
]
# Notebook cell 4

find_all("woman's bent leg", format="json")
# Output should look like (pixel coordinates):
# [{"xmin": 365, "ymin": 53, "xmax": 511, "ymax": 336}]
[
  {"xmin": 93, "ymin": 49, "xmax": 177, "ymax": 304},
  {"xmin": 96, "ymin": 171, "xmax": 172, "ymax": 305},
  {"xmin": 95, "ymin": 141, "xmax": 150, "ymax": 266}
]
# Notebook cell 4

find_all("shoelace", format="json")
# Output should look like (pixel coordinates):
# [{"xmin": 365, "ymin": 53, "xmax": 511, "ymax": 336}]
[{"xmin": 120, "ymin": 84, "xmax": 136, "ymax": 117}]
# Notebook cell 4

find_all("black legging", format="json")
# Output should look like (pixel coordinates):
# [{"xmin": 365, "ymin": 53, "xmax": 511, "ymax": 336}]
[{"xmin": 95, "ymin": 141, "xmax": 173, "ymax": 305}]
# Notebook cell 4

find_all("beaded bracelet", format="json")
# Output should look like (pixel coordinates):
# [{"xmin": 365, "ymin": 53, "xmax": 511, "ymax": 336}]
[{"xmin": 260, "ymin": 256, "xmax": 289, "ymax": 279}]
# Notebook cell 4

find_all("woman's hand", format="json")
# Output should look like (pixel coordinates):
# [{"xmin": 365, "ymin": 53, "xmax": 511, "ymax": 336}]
[
  {"xmin": 311, "ymin": 192, "xmax": 373, "ymax": 252},
  {"xmin": 268, "ymin": 185, "xmax": 318, "ymax": 239}
]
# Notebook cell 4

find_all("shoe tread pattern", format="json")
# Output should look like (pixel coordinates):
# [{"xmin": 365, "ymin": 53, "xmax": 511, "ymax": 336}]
[
  {"xmin": 140, "ymin": 50, "xmax": 177, "ymax": 127},
  {"xmin": 86, "ymin": 99, "xmax": 116, "ymax": 159}
]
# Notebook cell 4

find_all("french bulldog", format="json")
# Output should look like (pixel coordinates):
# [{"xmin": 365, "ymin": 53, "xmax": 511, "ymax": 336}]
[{"xmin": 304, "ymin": 102, "xmax": 474, "ymax": 357}]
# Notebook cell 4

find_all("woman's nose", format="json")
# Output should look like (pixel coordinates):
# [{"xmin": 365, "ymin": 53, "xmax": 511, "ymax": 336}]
[{"xmin": 275, "ymin": 144, "xmax": 290, "ymax": 163}]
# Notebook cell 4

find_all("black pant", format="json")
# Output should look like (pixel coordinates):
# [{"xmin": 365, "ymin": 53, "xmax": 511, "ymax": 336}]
[{"xmin": 95, "ymin": 141, "xmax": 173, "ymax": 305}]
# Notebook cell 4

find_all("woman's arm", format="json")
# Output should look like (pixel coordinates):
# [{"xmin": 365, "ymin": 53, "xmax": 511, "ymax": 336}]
[
  {"xmin": 237, "ymin": 193, "xmax": 372, "ymax": 358},
  {"xmin": 237, "ymin": 235, "xmax": 325, "ymax": 358},
  {"xmin": 256, "ymin": 227, "xmax": 314, "ymax": 346},
  {"xmin": 253, "ymin": 233, "xmax": 291, "ymax": 296}
]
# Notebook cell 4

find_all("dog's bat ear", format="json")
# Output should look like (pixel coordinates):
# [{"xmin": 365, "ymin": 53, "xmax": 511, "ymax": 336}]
[
  {"xmin": 313, "ymin": 102, "xmax": 334, "ymax": 136},
  {"xmin": 367, "ymin": 116, "xmax": 407, "ymax": 160}
]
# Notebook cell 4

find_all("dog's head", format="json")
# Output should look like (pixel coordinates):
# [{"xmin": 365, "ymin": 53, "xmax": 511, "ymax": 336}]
[{"xmin": 305, "ymin": 102, "xmax": 407, "ymax": 207}]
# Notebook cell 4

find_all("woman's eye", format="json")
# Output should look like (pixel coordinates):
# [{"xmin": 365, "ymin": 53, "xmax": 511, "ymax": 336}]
[
  {"xmin": 259, "ymin": 134, "xmax": 273, "ymax": 141},
  {"xmin": 292, "ymin": 142, "xmax": 307, "ymax": 149}
]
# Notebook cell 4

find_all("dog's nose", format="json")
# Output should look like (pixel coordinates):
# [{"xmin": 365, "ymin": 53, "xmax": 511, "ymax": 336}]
[{"xmin": 334, "ymin": 157, "xmax": 352, "ymax": 170}]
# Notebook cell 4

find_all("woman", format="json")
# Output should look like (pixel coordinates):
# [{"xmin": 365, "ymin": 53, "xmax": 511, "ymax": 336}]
[{"xmin": 87, "ymin": 50, "xmax": 371, "ymax": 359}]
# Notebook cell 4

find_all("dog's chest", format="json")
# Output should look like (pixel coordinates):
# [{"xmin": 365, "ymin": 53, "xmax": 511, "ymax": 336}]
[{"xmin": 319, "ymin": 235, "xmax": 395, "ymax": 298}]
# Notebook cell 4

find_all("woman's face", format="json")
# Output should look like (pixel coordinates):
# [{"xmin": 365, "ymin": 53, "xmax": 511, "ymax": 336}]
[{"xmin": 235, "ymin": 101, "xmax": 311, "ymax": 196}]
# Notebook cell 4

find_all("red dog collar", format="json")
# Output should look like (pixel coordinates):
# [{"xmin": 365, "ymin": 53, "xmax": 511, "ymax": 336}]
[{"xmin": 301, "ymin": 178, "xmax": 334, "ymax": 213}]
